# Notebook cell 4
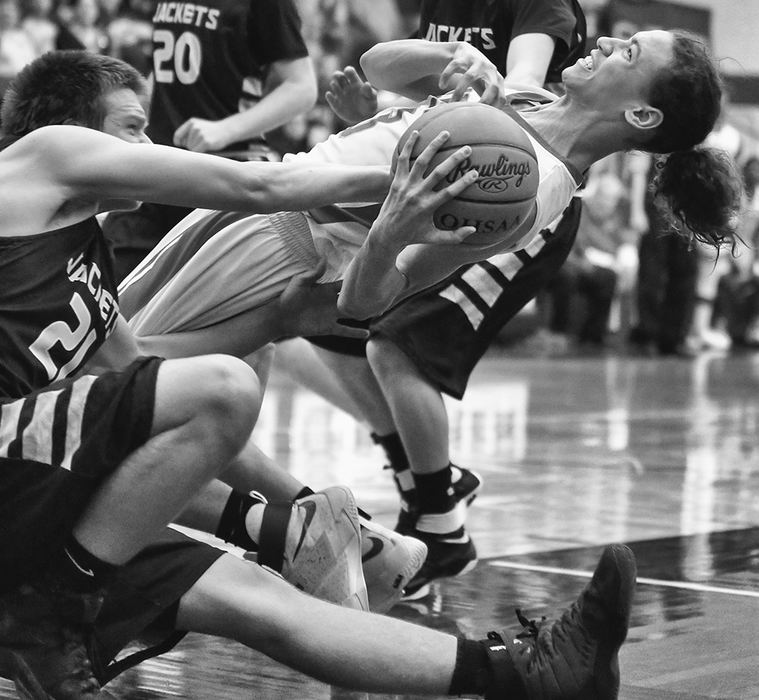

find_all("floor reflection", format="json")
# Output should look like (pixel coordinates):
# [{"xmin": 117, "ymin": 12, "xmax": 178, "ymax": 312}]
[{"xmin": 2, "ymin": 350, "xmax": 758, "ymax": 698}]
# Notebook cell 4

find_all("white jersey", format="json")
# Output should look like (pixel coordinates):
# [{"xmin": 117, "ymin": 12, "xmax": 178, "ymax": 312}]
[
  {"xmin": 120, "ymin": 88, "xmax": 583, "ymax": 335},
  {"xmin": 284, "ymin": 88, "xmax": 583, "ymax": 291}
]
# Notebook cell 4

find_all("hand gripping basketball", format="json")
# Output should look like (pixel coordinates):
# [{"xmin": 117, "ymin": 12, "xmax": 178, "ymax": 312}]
[{"xmin": 394, "ymin": 101, "xmax": 540, "ymax": 247}]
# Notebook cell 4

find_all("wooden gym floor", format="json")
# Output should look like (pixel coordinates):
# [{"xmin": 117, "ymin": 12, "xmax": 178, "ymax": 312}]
[{"xmin": 2, "ymin": 347, "xmax": 758, "ymax": 698}]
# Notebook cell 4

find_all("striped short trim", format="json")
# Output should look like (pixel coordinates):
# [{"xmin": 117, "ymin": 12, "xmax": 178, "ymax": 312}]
[{"xmin": 0, "ymin": 355, "xmax": 160, "ymax": 476}]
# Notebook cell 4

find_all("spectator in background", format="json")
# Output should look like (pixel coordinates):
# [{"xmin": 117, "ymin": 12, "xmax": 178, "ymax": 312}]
[
  {"xmin": 19, "ymin": 0, "xmax": 56, "ymax": 53},
  {"xmin": 102, "ymin": 0, "xmax": 317, "ymax": 282},
  {"xmin": 0, "ymin": 0, "xmax": 38, "ymax": 86},
  {"xmin": 715, "ymin": 156, "xmax": 759, "ymax": 348},
  {"xmin": 63, "ymin": 0, "xmax": 108, "ymax": 53},
  {"xmin": 101, "ymin": 0, "xmax": 152, "ymax": 74},
  {"xmin": 683, "ymin": 108, "xmax": 744, "ymax": 353},
  {"xmin": 545, "ymin": 168, "xmax": 635, "ymax": 350},
  {"xmin": 627, "ymin": 152, "xmax": 701, "ymax": 357}
]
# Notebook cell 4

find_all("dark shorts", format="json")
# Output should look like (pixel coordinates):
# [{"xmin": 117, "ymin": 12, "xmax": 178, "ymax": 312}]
[
  {"xmin": 93, "ymin": 527, "xmax": 225, "ymax": 684},
  {"xmin": 0, "ymin": 356, "xmax": 162, "ymax": 593},
  {"xmin": 310, "ymin": 199, "xmax": 582, "ymax": 398}
]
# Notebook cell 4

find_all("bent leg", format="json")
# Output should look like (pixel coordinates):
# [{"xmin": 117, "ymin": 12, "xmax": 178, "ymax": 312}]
[{"xmin": 74, "ymin": 355, "xmax": 261, "ymax": 565}]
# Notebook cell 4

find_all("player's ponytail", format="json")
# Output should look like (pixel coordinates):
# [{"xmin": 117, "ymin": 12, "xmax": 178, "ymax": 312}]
[
  {"xmin": 640, "ymin": 31, "xmax": 743, "ymax": 249},
  {"xmin": 652, "ymin": 147, "xmax": 743, "ymax": 250}
]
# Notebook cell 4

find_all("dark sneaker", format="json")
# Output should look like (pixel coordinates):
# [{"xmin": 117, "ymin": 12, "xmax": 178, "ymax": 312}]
[
  {"xmin": 394, "ymin": 464, "xmax": 482, "ymax": 535},
  {"xmin": 482, "ymin": 543, "xmax": 637, "ymax": 699},
  {"xmin": 0, "ymin": 580, "xmax": 102, "ymax": 699},
  {"xmin": 359, "ymin": 517, "xmax": 427, "ymax": 614},
  {"xmin": 257, "ymin": 486, "xmax": 368, "ymax": 611},
  {"xmin": 402, "ymin": 532, "xmax": 478, "ymax": 600},
  {"xmin": 451, "ymin": 464, "xmax": 483, "ymax": 506}
]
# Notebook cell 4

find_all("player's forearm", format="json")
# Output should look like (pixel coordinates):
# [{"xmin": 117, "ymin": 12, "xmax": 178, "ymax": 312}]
[
  {"xmin": 216, "ymin": 79, "xmax": 317, "ymax": 147},
  {"xmin": 135, "ymin": 306, "xmax": 286, "ymax": 359},
  {"xmin": 258, "ymin": 162, "xmax": 391, "ymax": 211},
  {"xmin": 361, "ymin": 39, "xmax": 458, "ymax": 99},
  {"xmin": 338, "ymin": 232, "xmax": 407, "ymax": 319}
]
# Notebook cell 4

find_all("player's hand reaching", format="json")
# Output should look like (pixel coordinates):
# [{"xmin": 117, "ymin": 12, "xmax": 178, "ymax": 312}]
[
  {"xmin": 439, "ymin": 42, "xmax": 504, "ymax": 106},
  {"xmin": 278, "ymin": 260, "xmax": 369, "ymax": 339},
  {"xmin": 173, "ymin": 117, "xmax": 231, "ymax": 153},
  {"xmin": 325, "ymin": 66, "xmax": 378, "ymax": 126},
  {"xmin": 373, "ymin": 130, "xmax": 478, "ymax": 248}
]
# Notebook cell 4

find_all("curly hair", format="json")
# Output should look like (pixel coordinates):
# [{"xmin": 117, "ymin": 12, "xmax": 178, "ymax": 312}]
[
  {"xmin": 641, "ymin": 32, "xmax": 743, "ymax": 250},
  {"xmin": 1, "ymin": 50, "xmax": 146, "ymax": 137}
]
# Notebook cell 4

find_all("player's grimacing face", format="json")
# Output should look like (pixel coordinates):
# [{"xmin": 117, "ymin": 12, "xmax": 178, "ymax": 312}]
[
  {"xmin": 101, "ymin": 88, "xmax": 150, "ymax": 144},
  {"xmin": 563, "ymin": 30, "xmax": 674, "ymax": 108}
]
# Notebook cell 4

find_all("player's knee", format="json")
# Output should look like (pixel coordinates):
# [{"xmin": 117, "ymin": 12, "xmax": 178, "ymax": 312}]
[
  {"xmin": 366, "ymin": 336, "xmax": 403, "ymax": 380},
  {"xmin": 191, "ymin": 355, "xmax": 261, "ymax": 445}
]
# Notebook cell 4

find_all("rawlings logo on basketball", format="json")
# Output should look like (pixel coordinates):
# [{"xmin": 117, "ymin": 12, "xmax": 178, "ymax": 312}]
[{"xmin": 446, "ymin": 155, "xmax": 532, "ymax": 191}]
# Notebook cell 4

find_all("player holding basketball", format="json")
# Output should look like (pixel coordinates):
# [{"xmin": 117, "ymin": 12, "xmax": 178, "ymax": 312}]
[
  {"xmin": 0, "ymin": 49, "xmax": 639, "ymax": 700},
  {"xmin": 281, "ymin": 0, "xmax": 587, "ymax": 598},
  {"xmin": 102, "ymin": 0, "xmax": 316, "ymax": 281}
]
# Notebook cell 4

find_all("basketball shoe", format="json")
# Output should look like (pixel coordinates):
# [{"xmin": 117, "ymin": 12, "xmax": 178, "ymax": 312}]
[
  {"xmin": 256, "ymin": 486, "xmax": 368, "ymax": 611},
  {"xmin": 402, "ymin": 527, "xmax": 478, "ymax": 600},
  {"xmin": 394, "ymin": 464, "xmax": 482, "ymax": 535},
  {"xmin": 482, "ymin": 544, "xmax": 637, "ymax": 699},
  {"xmin": 0, "ymin": 577, "xmax": 103, "ymax": 699},
  {"xmin": 359, "ymin": 517, "xmax": 428, "ymax": 613}
]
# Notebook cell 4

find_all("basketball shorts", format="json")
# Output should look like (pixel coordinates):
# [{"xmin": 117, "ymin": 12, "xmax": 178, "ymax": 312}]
[
  {"xmin": 119, "ymin": 210, "xmax": 316, "ymax": 335},
  {"xmin": 92, "ymin": 527, "xmax": 225, "ymax": 684},
  {"xmin": 310, "ymin": 198, "xmax": 581, "ymax": 398},
  {"xmin": 0, "ymin": 356, "xmax": 162, "ymax": 593}
]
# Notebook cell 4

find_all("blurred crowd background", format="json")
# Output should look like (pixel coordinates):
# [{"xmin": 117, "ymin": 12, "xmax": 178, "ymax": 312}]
[{"xmin": 2, "ymin": 0, "xmax": 759, "ymax": 359}]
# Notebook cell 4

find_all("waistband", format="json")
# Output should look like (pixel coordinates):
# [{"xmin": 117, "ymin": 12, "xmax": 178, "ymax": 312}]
[{"xmin": 266, "ymin": 211, "xmax": 320, "ymax": 270}]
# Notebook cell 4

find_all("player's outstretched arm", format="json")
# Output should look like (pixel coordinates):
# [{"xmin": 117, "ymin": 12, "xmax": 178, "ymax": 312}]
[
  {"xmin": 338, "ymin": 131, "xmax": 477, "ymax": 320},
  {"xmin": 19, "ymin": 126, "xmax": 391, "ymax": 226}
]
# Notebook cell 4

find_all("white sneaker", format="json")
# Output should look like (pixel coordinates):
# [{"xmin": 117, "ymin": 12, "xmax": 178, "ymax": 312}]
[
  {"xmin": 360, "ymin": 517, "xmax": 427, "ymax": 614},
  {"xmin": 274, "ymin": 487, "xmax": 369, "ymax": 611}
]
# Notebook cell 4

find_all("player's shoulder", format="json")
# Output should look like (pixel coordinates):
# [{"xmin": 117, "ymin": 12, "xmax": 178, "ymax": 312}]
[{"xmin": 2, "ymin": 125, "xmax": 103, "ymax": 158}]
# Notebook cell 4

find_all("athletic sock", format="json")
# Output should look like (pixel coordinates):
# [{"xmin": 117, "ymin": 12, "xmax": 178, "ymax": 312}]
[
  {"xmin": 372, "ymin": 431, "xmax": 417, "ymax": 508},
  {"xmin": 414, "ymin": 464, "xmax": 465, "ymax": 536},
  {"xmin": 215, "ymin": 490, "xmax": 267, "ymax": 551},
  {"xmin": 50, "ymin": 535, "xmax": 119, "ymax": 592},
  {"xmin": 448, "ymin": 637, "xmax": 491, "ymax": 696}
]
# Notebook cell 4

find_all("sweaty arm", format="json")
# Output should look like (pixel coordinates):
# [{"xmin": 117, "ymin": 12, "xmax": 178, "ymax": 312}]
[
  {"xmin": 173, "ymin": 56, "xmax": 318, "ymax": 153},
  {"xmin": 17, "ymin": 126, "xmax": 390, "ymax": 229}
]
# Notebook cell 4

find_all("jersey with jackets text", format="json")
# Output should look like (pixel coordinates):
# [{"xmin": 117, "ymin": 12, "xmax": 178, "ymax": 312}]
[
  {"xmin": 0, "ymin": 217, "xmax": 119, "ymax": 399},
  {"xmin": 148, "ymin": 0, "xmax": 308, "ymax": 150},
  {"xmin": 417, "ymin": 0, "xmax": 580, "ymax": 83}
]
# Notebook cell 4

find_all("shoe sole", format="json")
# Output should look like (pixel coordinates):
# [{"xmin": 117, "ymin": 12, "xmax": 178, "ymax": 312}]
[
  {"xmin": 364, "ymin": 533, "xmax": 428, "ymax": 614},
  {"xmin": 401, "ymin": 556, "xmax": 478, "ymax": 602},
  {"xmin": 284, "ymin": 486, "xmax": 369, "ymax": 612}
]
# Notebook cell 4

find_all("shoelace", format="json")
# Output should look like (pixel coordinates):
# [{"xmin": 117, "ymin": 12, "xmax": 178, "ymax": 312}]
[{"xmin": 514, "ymin": 608, "xmax": 547, "ymax": 640}]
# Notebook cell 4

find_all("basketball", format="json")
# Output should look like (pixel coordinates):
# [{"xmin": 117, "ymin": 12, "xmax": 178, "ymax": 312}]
[{"xmin": 394, "ymin": 101, "xmax": 540, "ymax": 247}]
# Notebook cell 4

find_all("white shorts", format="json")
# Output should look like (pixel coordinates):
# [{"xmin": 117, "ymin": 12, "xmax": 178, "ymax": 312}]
[{"xmin": 118, "ymin": 209, "xmax": 319, "ymax": 334}]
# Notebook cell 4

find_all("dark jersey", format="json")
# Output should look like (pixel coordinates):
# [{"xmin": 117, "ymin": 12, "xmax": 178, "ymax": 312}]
[
  {"xmin": 148, "ymin": 0, "xmax": 308, "ymax": 149},
  {"xmin": 417, "ymin": 0, "xmax": 584, "ymax": 83},
  {"xmin": 0, "ymin": 218, "xmax": 119, "ymax": 399}
]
